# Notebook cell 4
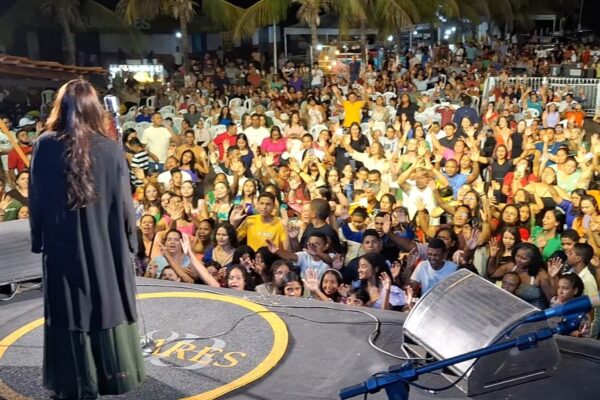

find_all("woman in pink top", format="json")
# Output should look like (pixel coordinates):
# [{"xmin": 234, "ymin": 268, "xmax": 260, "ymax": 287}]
[{"xmin": 261, "ymin": 126, "xmax": 287, "ymax": 163}]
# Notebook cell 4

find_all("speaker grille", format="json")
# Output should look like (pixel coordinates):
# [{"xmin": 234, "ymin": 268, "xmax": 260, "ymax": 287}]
[
  {"xmin": 0, "ymin": 220, "xmax": 42, "ymax": 285},
  {"xmin": 404, "ymin": 269, "xmax": 541, "ymax": 373}
]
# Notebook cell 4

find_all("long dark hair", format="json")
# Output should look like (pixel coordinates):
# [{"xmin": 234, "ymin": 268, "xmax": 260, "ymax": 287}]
[
  {"xmin": 46, "ymin": 79, "xmax": 107, "ymax": 208},
  {"xmin": 512, "ymin": 242, "xmax": 545, "ymax": 277}
]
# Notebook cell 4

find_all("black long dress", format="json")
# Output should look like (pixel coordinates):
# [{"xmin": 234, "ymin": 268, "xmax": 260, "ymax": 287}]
[{"xmin": 29, "ymin": 132, "xmax": 145, "ymax": 399}]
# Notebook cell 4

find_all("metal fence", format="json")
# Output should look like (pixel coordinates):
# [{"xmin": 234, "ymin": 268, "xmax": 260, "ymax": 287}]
[{"xmin": 481, "ymin": 76, "xmax": 600, "ymax": 116}]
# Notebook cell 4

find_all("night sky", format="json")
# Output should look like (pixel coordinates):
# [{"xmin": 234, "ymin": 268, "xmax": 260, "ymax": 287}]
[{"xmin": 1, "ymin": 0, "xmax": 600, "ymax": 33}]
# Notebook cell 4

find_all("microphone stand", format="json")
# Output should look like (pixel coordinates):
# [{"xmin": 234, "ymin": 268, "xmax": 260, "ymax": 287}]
[
  {"xmin": 104, "ymin": 95, "xmax": 123, "ymax": 147},
  {"xmin": 339, "ymin": 313, "xmax": 585, "ymax": 400}
]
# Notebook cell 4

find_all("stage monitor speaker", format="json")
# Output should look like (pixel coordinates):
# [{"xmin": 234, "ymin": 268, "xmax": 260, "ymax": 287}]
[
  {"xmin": 549, "ymin": 65, "xmax": 562, "ymax": 77},
  {"xmin": 563, "ymin": 66, "xmax": 584, "ymax": 78},
  {"xmin": 0, "ymin": 220, "xmax": 42, "ymax": 286},
  {"xmin": 403, "ymin": 269, "xmax": 560, "ymax": 396}
]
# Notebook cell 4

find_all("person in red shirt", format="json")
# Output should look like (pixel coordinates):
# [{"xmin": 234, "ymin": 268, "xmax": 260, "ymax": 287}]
[
  {"xmin": 502, "ymin": 158, "xmax": 537, "ymax": 204},
  {"xmin": 210, "ymin": 123, "xmax": 238, "ymax": 160},
  {"xmin": 7, "ymin": 129, "xmax": 32, "ymax": 187}
]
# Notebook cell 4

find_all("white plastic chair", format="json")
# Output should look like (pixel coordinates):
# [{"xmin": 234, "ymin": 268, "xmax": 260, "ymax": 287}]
[
  {"xmin": 526, "ymin": 108, "xmax": 540, "ymax": 118},
  {"xmin": 210, "ymin": 124, "xmax": 227, "ymax": 138},
  {"xmin": 360, "ymin": 122, "xmax": 370, "ymax": 133},
  {"xmin": 244, "ymin": 98, "xmax": 255, "ymax": 113},
  {"xmin": 370, "ymin": 92, "xmax": 384, "ymax": 102},
  {"xmin": 172, "ymin": 117, "xmax": 184, "ymax": 133},
  {"xmin": 470, "ymin": 95, "xmax": 480, "ymax": 113},
  {"xmin": 264, "ymin": 110, "xmax": 275, "ymax": 118},
  {"xmin": 229, "ymin": 98, "xmax": 242, "ymax": 109},
  {"xmin": 161, "ymin": 113, "xmax": 176, "ymax": 122},
  {"xmin": 159, "ymin": 106, "xmax": 175, "ymax": 115},
  {"xmin": 146, "ymin": 95, "xmax": 156, "ymax": 110},
  {"xmin": 218, "ymin": 98, "xmax": 227, "ymax": 108},
  {"xmin": 124, "ymin": 106, "xmax": 137, "ymax": 122},
  {"xmin": 122, "ymin": 121, "xmax": 137, "ymax": 131},
  {"xmin": 439, "ymin": 74, "xmax": 447, "ymax": 86},
  {"xmin": 233, "ymin": 107, "xmax": 247, "ymax": 119},
  {"xmin": 310, "ymin": 124, "xmax": 328, "ymax": 139},
  {"xmin": 136, "ymin": 121, "xmax": 151, "ymax": 133},
  {"xmin": 382, "ymin": 92, "xmax": 397, "ymax": 105},
  {"xmin": 41, "ymin": 90, "xmax": 55, "ymax": 106}
]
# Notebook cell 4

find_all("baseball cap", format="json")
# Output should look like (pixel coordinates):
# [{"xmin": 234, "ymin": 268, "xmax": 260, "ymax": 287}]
[{"xmin": 18, "ymin": 117, "xmax": 36, "ymax": 128}]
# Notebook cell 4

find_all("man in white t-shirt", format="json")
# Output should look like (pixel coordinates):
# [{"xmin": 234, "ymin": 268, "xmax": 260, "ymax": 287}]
[
  {"xmin": 243, "ymin": 113, "xmax": 270, "ymax": 147},
  {"xmin": 173, "ymin": 46, "xmax": 184, "ymax": 68},
  {"xmin": 141, "ymin": 113, "xmax": 172, "ymax": 173},
  {"xmin": 311, "ymin": 63, "xmax": 324, "ymax": 88},
  {"xmin": 410, "ymin": 238, "xmax": 457, "ymax": 296}
]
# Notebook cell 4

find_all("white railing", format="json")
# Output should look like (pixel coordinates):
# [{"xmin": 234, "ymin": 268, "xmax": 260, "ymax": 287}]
[{"xmin": 480, "ymin": 76, "xmax": 600, "ymax": 116}]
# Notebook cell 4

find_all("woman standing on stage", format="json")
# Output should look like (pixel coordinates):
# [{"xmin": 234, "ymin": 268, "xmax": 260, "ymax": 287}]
[{"xmin": 29, "ymin": 79, "xmax": 145, "ymax": 399}]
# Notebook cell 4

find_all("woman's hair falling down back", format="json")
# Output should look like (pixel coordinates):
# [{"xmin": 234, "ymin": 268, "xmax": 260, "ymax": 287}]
[{"xmin": 45, "ymin": 79, "xmax": 108, "ymax": 209}]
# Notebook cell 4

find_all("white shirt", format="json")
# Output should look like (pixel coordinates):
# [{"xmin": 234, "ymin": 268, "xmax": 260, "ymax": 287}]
[
  {"xmin": 173, "ymin": 51, "xmax": 184, "ymax": 65},
  {"xmin": 243, "ymin": 126, "xmax": 270, "ymax": 147},
  {"xmin": 295, "ymin": 251, "xmax": 335, "ymax": 279},
  {"xmin": 141, "ymin": 125, "xmax": 172, "ymax": 163},
  {"xmin": 0, "ymin": 131, "xmax": 11, "ymax": 172},
  {"xmin": 411, "ymin": 260, "xmax": 457, "ymax": 295},
  {"xmin": 157, "ymin": 169, "xmax": 192, "ymax": 190},
  {"xmin": 311, "ymin": 68, "xmax": 324, "ymax": 86},
  {"xmin": 402, "ymin": 185, "xmax": 437, "ymax": 221}
]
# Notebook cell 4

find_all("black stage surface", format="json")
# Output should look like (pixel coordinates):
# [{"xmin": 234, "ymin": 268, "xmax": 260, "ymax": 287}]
[{"xmin": 1, "ymin": 278, "xmax": 600, "ymax": 400}]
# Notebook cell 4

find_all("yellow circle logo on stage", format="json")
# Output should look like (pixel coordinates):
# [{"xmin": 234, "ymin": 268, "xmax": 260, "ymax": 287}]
[{"xmin": 0, "ymin": 292, "xmax": 289, "ymax": 400}]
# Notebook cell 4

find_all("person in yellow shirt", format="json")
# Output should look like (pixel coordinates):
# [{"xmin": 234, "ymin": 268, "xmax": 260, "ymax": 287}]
[
  {"xmin": 342, "ymin": 92, "xmax": 366, "ymax": 127},
  {"xmin": 230, "ymin": 192, "xmax": 289, "ymax": 251}
]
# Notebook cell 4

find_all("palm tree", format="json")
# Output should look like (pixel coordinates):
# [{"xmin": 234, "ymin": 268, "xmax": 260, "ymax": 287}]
[
  {"xmin": 40, "ymin": 0, "xmax": 81, "ymax": 65},
  {"xmin": 0, "ymin": 0, "xmax": 137, "ymax": 65},
  {"xmin": 117, "ymin": 0, "xmax": 243, "ymax": 70}
]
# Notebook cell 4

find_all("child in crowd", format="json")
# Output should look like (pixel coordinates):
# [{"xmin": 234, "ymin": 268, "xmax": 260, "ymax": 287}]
[
  {"xmin": 280, "ymin": 271, "xmax": 304, "ymax": 297},
  {"xmin": 550, "ymin": 273, "xmax": 590, "ymax": 337},
  {"xmin": 266, "ymin": 231, "xmax": 333, "ymax": 279},
  {"xmin": 339, "ymin": 206, "xmax": 368, "ymax": 262}
]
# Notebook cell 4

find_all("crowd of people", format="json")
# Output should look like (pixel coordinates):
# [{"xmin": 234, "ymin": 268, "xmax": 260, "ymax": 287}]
[{"xmin": 2, "ymin": 37, "xmax": 600, "ymax": 339}]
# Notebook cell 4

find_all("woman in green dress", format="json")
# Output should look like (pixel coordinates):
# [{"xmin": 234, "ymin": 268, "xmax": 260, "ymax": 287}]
[{"xmin": 29, "ymin": 79, "xmax": 145, "ymax": 399}]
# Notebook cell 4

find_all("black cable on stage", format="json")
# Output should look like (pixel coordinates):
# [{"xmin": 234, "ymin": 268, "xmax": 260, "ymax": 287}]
[{"xmin": 135, "ymin": 282, "xmax": 432, "ymax": 362}]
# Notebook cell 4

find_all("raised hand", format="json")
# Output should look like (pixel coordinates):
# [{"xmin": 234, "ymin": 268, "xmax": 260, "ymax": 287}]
[
  {"xmin": 180, "ymin": 234, "xmax": 191, "ymax": 255},
  {"xmin": 264, "ymin": 153, "xmax": 275, "ymax": 166},
  {"xmin": 286, "ymin": 223, "xmax": 300, "ymax": 239},
  {"xmin": 382, "ymin": 213, "xmax": 392, "ymax": 234},
  {"xmin": 265, "ymin": 239, "xmax": 279, "ymax": 254},
  {"xmin": 547, "ymin": 257, "xmax": 564, "ymax": 278},
  {"xmin": 218, "ymin": 266, "xmax": 228, "ymax": 283},
  {"xmin": 229, "ymin": 204, "xmax": 247, "ymax": 223},
  {"xmin": 338, "ymin": 283, "xmax": 350, "ymax": 298},
  {"xmin": 465, "ymin": 228, "xmax": 481, "ymax": 250},
  {"xmin": 380, "ymin": 272, "xmax": 392, "ymax": 291},
  {"xmin": 405, "ymin": 285, "xmax": 414, "ymax": 305},
  {"xmin": 303, "ymin": 268, "xmax": 320, "ymax": 293},
  {"xmin": 390, "ymin": 261, "xmax": 401, "ymax": 279},
  {"xmin": 489, "ymin": 236, "xmax": 500, "ymax": 257}
]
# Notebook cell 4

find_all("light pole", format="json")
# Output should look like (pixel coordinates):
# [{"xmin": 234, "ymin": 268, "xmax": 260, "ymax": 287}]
[{"xmin": 578, "ymin": 0, "xmax": 585, "ymax": 31}]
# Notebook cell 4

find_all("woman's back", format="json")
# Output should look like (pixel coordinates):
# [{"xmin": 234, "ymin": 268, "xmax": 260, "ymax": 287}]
[{"xmin": 30, "ymin": 131, "xmax": 138, "ymax": 331}]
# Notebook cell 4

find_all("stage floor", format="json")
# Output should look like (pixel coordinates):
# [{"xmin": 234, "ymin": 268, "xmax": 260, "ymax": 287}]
[{"xmin": 1, "ymin": 278, "xmax": 599, "ymax": 400}]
